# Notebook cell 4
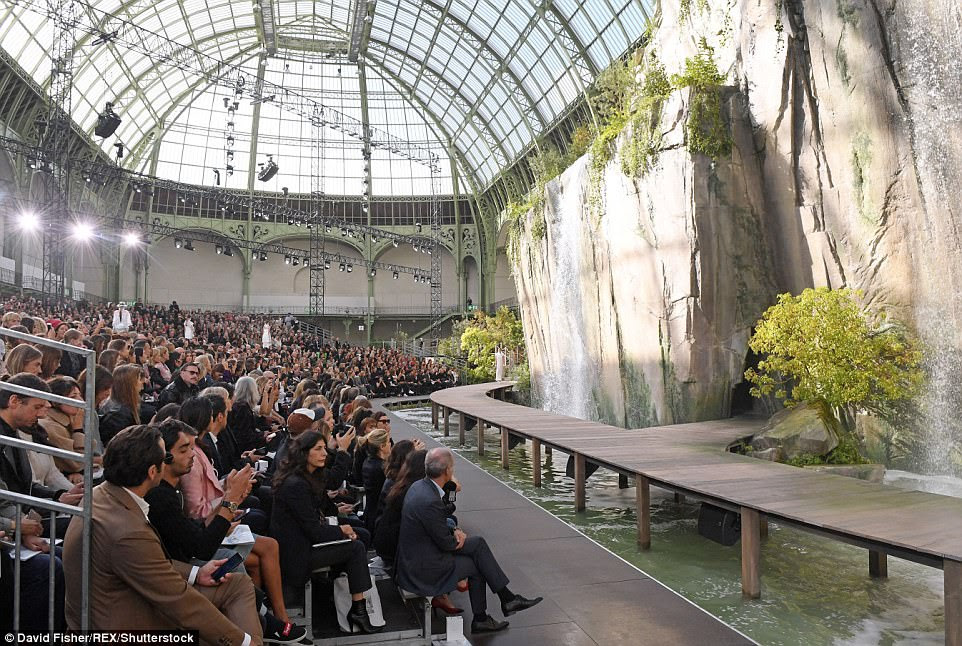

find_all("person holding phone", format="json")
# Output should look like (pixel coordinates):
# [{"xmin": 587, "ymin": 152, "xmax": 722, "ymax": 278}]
[{"xmin": 62, "ymin": 425, "xmax": 262, "ymax": 643}]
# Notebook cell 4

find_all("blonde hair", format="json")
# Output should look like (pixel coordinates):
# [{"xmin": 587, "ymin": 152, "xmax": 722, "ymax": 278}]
[
  {"xmin": 302, "ymin": 394, "xmax": 329, "ymax": 410},
  {"xmin": 196, "ymin": 354, "xmax": 212, "ymax": 377},
  {"xmin": 358, "ymin": 427, "xmax": 390, "ymax": 457}
]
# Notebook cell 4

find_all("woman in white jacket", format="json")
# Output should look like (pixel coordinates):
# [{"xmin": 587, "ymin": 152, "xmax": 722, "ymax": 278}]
[{"xmin": 262, "ymin": 322, "xmax": 272, "ymax": 348}]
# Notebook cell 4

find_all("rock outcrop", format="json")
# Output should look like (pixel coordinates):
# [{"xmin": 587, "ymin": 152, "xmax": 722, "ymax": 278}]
[{"xmin": 512, "ymin": 0, "xmax": 962, "ymax": 432}]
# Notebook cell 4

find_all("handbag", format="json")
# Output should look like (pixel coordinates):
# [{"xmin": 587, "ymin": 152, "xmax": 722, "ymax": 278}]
[{"xmin": 333, "ymin": 574, "xmax": 386, "ymax": 633}]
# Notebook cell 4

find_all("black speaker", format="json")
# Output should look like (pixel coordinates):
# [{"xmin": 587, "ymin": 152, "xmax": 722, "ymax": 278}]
[
  {"xmin": 697, "ymin": 503, "xmax": 741, "ymax": 546},
  {"xmin": 94, "ymin": 110, "xmax": 121, "ymax": 138}
]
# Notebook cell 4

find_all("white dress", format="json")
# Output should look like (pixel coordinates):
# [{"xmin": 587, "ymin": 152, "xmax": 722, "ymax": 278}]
[
  {"xmin": 262, "ymin": 323, "xmax": 272, "ymax": 348},
  {"xmin": 112, "ymin": 308, "xmax": 131, "ymax": 332},
  {"xmin": 184, "ymin": 319, "xmax": 195, "ymax": 340},
  {"xmin": 495, "ymin": 350, "xmax": 506, "ymax": 382}
]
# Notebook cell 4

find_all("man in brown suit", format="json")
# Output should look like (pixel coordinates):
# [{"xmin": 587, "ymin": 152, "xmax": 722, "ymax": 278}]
[{"xmin": 63, "ymin": 425, "xmax": 262, "ymax": 646}]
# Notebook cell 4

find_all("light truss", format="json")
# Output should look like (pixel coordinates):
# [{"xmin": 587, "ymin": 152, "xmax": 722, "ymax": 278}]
[
  {"xmin": 4, "ymin": 0, "xmax": 441, "ymax": 170},
  {"xmin": 0, "ymin": 134, "xmax": 432, "ymax": 249}
]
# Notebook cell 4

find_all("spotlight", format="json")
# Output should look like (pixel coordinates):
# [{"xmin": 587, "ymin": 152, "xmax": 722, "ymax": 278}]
[
  {"xmin": 223, "ymin": 247, "xmax": 233, "ymax": 257},
  {"xmin": 259, "ymin": 251, "xmax": 268, "ymax": 261},
  {"xmin": 392, "ymin": 239, "xmax": 398, "ymax": 248},
  {"xmin": 413, "ymin": 243, "xmax": 419, "ymax": 252},
  {"xmin": 114, "ymin": 142, "xmax": 124, "ymax": 160},
  {"xmin": 324, "ymin": 260, "xmax": 331, "ymax": 270},
  {"xmin": 122, "ymin": 232, "xmax": 141, "ymax": 246},
  {"xmin": 216, "ymin": 245, "xmax": 224, "ymax": 254},
  {"xmin": 303, "ymin": 257, "xmax": 310, "ymax": 267},
  {"xmin": 339, "ymin": 263, "xmax": 345, "ymax": 272},
  {"xmin": 257, "ymin": 155, "xmax": 279, "ymax": 182},
  {"xmin": 174, "ymin": 238, "xmax": 183, "ymax": 249},
  {"xmin": 18, "ymin": 212, "xmax": 38, "ymax": 231},
  {"xmin": 341, "ymin": 228, "xmax": 347, "ymax": 237},
  {"xmin": 183, "ymin": 240, "xmax": 194, "ymax": 251},
  {"xmin": 284, "ymin": 255, "xmax": 291, "ymax": 265},
  {"xmin": 292, "ymin": 257, "xmax": 299, "ymax": 267},
  {"xmin": 346, "ymin": 264, "xmax": 353, "ymax": 273},
  {"xmin": 392, "ymin": 271, "xmax": 398, "ymax": 280},
  {"xmin": 95, "ymin": 102, "xmax": 122, "ymax": 137},
  {"xmin": 370, "ymin": 268, "xmax": 376, "ymax": 277},
  {"xmin": 71, "ymin": 222, "xmax": 94, "ymax": 241}
]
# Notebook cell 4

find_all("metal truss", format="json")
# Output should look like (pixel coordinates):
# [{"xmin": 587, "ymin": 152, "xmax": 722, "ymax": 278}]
[
  {"xmin": 429, "ymin": 153, "xmax": 442, "ymax": 341},
  {"xmin": 308, "ymin": 79, "xmax": 326, "ymax": 315},
  {"xmin": 5, "ymin": 0, "xmax": 440, "ymax": 169},
  {"xmin": 36, "ymin": 0, "xmax": 78, "ymax": 303},
  {"xmin": 0, "ymin": 134, "xmax": 435, "ymax": 249}
]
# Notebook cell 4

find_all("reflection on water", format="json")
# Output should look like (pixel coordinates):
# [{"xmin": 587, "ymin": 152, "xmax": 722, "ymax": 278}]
[{"xmin": 395, "ymin": 408, "xmax": 946, "ymax": 646}]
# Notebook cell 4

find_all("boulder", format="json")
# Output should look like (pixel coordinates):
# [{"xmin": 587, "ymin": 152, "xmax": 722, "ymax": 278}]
[
  {"xmin": 749, "ymin": 404, "xmax": 839, "ymax": 459},
  {"xmin": 752, "ymin": 447, "xmax": 783, "ymax": 462}
]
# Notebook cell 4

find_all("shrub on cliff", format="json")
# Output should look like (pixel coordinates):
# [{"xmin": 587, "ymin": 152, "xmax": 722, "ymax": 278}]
[
  {"xmin": 459, "ymin": 307, "xmax": 526, "ymax": 383},
  {"xmin": 745, "ymin": 287, "xmax": 924, "ymax": 436}
]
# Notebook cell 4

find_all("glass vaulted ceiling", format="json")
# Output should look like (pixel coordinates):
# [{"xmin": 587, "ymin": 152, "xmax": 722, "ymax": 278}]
[{"xmin": 0, "ymin": 0, "xmax": 653, "ymax": 195}]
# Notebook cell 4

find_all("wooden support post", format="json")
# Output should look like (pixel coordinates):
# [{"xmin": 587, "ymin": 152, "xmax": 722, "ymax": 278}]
[
  {"xmin": 574, "ymin": 453, "xmax": 586, "ymax": 512},
  {"xmin": 532, "ymin": 439, "xmax": 542, "ymax": 488},
  {"xmin": 947, "ymin": 559, "xmax": 962, "ymax": 646},
  {"xmin": 740, "ymin": 507, "xmax": 761, "ymax": 599},
  {"xmin": 458, "ymin": 413, "xmax": 466, "ymax": 446},
  {"xmin": 636, "ymin": 474, "xmax": 650, "ymax": 550},
  {"xmin": 760, "ymin": 516, "xmax": 769, "ymax": 539},
  {"xmin": 869, "ymin": 550, "xmax": 888, "ymax": 578},
  {"xmin": 431, "ymin": 402, "xmax": 438, "ymax": 429},
  {"xmin": 477, "ymin": 421, "xmax": 485, "ymax": 456},
  {"xmin": 443, "ymin": 407, "xmax": 450, "ymax": 437},
  {"xmin": 500, "ymin": 427, "xmax": 509, "ymax": 470}
]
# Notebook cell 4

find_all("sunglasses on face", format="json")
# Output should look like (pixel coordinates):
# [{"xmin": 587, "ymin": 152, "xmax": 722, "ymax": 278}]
[{"xmin": 183, "ymin": 370, "xmax": 199, "ymax": 375}]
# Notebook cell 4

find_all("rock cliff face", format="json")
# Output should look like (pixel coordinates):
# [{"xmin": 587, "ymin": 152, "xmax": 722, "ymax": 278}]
[{"xmin": 513, "ymin": 0, "xmax": 962, "ymax": 430}]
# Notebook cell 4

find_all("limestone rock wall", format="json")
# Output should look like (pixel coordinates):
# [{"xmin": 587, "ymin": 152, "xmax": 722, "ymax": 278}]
[{"xmin": 513, "ymin": 0, "xmax": 962, "ymax": 428}]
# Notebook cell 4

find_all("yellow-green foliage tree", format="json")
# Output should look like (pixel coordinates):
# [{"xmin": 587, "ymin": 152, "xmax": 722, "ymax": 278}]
[
  {"xmin": 745, "ymin": 287, "xmax": 924, "ymax": 435},
  {"xmin": 460, "ymin": 307, "xmax": 526, "ymax": 383}
]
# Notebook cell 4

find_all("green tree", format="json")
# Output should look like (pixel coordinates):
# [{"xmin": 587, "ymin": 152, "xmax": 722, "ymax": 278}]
[
  {"xmin": 745, "ymin": 287, "xmax": 924, "ymax": 435},
  {"xmin": 459, "ymin": 307, "xmax": 526, "ymax": 382}
]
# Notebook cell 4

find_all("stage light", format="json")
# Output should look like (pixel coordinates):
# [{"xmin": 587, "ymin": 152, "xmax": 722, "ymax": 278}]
[
  {"xmin": 183, "ymin": 240, "xmax": 194, "ymax": 251},
  {"xmin": 392, "ymin": 239, "xmax": 398, "ymax": 248},
  {"xmin": 346, "ymin": 264, "xmax": 353, "ymax": 273},
  {"xmin": 392, "ymin": 271, "xmax": 398, "ymax": 280},
  {"xmin": 223, "ymin": 247, "xmax": 233, "ymax": 257},
  {"xmin": 122, "ymin": 232, "xmax": 141, "ymax": 247},
  {"xmin": 284, "ymin": 255, "xmax": 291, "ymax": 265},
  {"xmin": 338, "ymin": 263, "xmax": 345, "ymax": 272},
  {"xmin": 324, "ymin": 260, "xmax": 331, "ymax": 270},
  {"xmin": 95, "ymin": 102, "xmax": 121, "ymax": 138},
  {"xmin": 215, "ymin": 245, "xmax": 224, "ymax": 255},
  {"xmin": 71, "ymin": 222, "xmax": 94, "ymax": 242},
  {"xmin": 370, "ymin": 268, "xmax": 376, "ymax": 277},
  {"xmin": 292, "ymin": 258, "xmax": 299, "ymax": 267},
  {"xmin": 259, "ymin": 251, "xmax": 268, "ymax": 261},
  {"xmin": 412, "ymin": 243, "xmax": 419, "ymax": 252},
  {"xmin": 175, "ymin": 238, "xmax": 183, "ymax": 249},
  {"xmin": 18, "ymin": 212, "xmax": 38, "ymax": 232},
  {"xmin": 257, "ymin": 155, "xmax": 279, "ymax": 182}
]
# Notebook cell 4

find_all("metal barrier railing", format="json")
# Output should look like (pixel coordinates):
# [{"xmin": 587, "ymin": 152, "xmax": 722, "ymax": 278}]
[{"xmin": 0, "ymin": 327, "xmax": 96, "ymax": 632}]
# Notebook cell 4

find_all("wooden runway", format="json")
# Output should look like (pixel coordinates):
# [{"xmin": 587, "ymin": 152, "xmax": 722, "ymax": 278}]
[{"xmin": 430, "ymin": 382, "xmax": 962, "ymax": 645}]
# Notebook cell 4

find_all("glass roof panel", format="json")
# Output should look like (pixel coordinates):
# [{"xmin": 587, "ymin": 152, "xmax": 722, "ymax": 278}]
[{"xmin": 0, "ymin": 0, "xmax": 651, "ymax": 193}]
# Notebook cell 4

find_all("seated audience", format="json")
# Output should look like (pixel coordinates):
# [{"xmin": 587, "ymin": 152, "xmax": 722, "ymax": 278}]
[
  {"xmin": 99, "ymin": 364, "xmax": 153, "ymax": 447},
  {"xmin": 158, "ymin": 361, "xmax": 201, "ymax": 407},
  {"xmin": 396, "ymin": 447, "xmax": 542, "ymax": 634},
  {"xmin": 62, "ymin": 425, "xmax": 262, "ymax": 643},
  {"xmin": 146, "ymin": 419, "xmax": 304, "ymax": 641},
  {"xmin": 359, "ymin": 428, "xmax": 391, "ymax": 534},
  {"xmin": 270, "ymin": 430, "xmax": 381, "ymax": 634}
]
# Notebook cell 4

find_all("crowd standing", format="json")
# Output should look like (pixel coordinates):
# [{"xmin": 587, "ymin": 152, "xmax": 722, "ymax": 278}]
[{"xmin": 0, "ymin": 296, "xmax": 541, "ymax": 642}]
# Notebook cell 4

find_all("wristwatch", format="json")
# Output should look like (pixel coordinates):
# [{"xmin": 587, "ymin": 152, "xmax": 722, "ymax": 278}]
[{"xmin": 220, "ymin": 500, "xmax": 239, "ymax": 513}]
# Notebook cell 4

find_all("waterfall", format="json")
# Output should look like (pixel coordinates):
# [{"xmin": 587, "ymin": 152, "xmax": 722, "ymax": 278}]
[
  {"xmin": 897, "ymin": 2, "xmax": 962, "ymax": 474},
  {"xmin": 534, "ymin": 175, "xmax": 595, "ymax": 421}
]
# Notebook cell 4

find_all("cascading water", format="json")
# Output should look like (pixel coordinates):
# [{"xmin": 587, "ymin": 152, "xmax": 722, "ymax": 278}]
[
  {"xmin": 534, "ymin": 174, "xmax": 595, "ymax": 421},
  {"xmin": 894, "ymin": 2, "xmax": 962, "ymax": 475}
]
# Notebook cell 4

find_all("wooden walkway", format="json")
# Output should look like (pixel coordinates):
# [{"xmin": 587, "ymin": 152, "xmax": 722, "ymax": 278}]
[{"xmin": 430, "ymin": 383, "xmax": 962, "ymax": 645}]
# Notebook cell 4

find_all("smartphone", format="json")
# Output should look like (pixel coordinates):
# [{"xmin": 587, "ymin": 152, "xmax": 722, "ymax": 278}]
[{"xmin": 211, "ymin": 551, "xmax": 244, "ymax": 582}]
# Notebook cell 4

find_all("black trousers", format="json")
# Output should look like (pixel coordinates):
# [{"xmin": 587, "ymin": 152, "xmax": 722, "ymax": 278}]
[
  {"xmin": 310, "ymin": 539, "xmax": 372, "ymax": 595},
  {"xmin": 450, "ymin": 536, "xmax": 509, "ymax": 618}
]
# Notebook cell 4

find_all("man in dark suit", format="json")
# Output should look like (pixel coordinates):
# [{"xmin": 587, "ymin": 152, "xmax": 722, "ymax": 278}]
[
  {"xmin": 396, "ymin": 447, "xmax": 542, "ymax": 634},
  {"xmin": 63, "ymin": 424, "xmax": 262, "ymax": 645}
]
